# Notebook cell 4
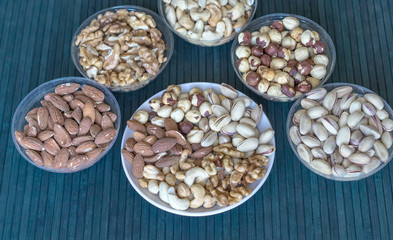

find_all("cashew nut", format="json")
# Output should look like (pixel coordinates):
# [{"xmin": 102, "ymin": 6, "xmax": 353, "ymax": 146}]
[
  {"xmin": 179, "ymin": 14, "xmax": 195, "ymax": 30},
  {"xmin": 187, "ymin": 20, "xmax": 204, "ymax": 40},
  {"xmin": 233, "ymin": 16, "xmax": 247, "ymax": 31},
  {"xmin": 202, "ymin": 21, "xmax": 225, "ymax": 40},
  {"xmin": 176, "ymin": 182, "xmax": 191, "ymax": 198},
  {"xmin": 159, "ymin": 182, "xmax": 170, "ymax": 203},
  {"xmin": 226, "ymin": 2, "xmax": 245, "ymax": 21},
  {"xmin": 190, "ymin": 8, "xmax": 211, "ymax": 22},
  {"xmin": 222, "ymin": 17, "xmax": 233, "ymax": 37},
  {"xmin": 203, "ymin": 193, "xmax": 216, "ymax": 208},
  {"xmin": 148, "ymin": 179, "xmax": 159, "ymax": 194},
  {"xmin": 187, "ymin": 0, "xmax": 199, "ymax": 10},
  {"xmin": 184, "ymin": 167, "xmax": 209, "ymax": 187},
  {"xmin": 165, "ymin": 5, "xmax": 177, "ymax": 27},
  {"xmin": 168, "ymin": 187, "xmax": 190, "ymax": 210},
  {"xmin": 190, "ymin": 184, "xmax": 206, "ymax": 208},
  {"xmin": 143, "ymin": 165, "xmax": 165, "ymax": 180},
  {"xmin": 206, "ymin": 3, "xmax": 222, "ymax": 27},
  {"xmin": 177, "ymin": 0, "xmax": 188, "ymax": 10}
]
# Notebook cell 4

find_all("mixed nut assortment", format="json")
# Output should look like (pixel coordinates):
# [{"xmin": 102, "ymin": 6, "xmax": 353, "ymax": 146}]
[
  {"xmin": 162, "ymin": 0, "xmax": 254, "ymax": 44},
  {"xmin": 235, "ymin": 16, "xmax": 330, "ymax": 98},
  {"xmin": 14, "ymin": 83, "xmax": 118, "ymax": 170},
  {"xmin": 75, "ymin": 9, "xmax": 167, "ymax": 87},
  {"xmin": 290, "ymin": 86, "xmax": 393, "ymax": 177},
  {"xmin": 122, "ymin": 83, "xmax": 275, "ymax": 210}
]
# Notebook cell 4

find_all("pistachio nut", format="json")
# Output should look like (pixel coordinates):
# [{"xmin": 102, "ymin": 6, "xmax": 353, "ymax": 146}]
[
  {"xmin": 362, "ymin": 157, "xmax": 381, "ymax": 174},
  {"xmin": 336, "ymin": 126, "xmax": 350, "ymax": 147},
  {"xmin": 239, "ymin": 117, "xmax": 256, "ymax": 127},
  {"xmin": 381, "ymin": 131, "xmax": 392, "ymax": 148},
  {"xmin": 256, "ymin": 144, "xmax": 276, "ymax": 155},
  {"xmin": 358, "ymin": 136, "xmax": 375, "ymax": 152},
  {"xmin": 259, "ymin": 128, "xmax": 275, "ymax": 144},
  {"xmin": 320, "ymin": 116, "xmax": 339, "ymax": 135},
  {"xmin": 364, "ymin": 93, "xmax": 384, "ymax": 110},
  {"xmin": 297, "ymin": 144, "xmax": 313, "ymax": 163},
  {"xmin": 299, "ymin": 113, "xmax": 312, "ymax": 135},
  {"xmin": 332, "ymin": 164, "xmax": 346, "ymax": 177},
  {"xmin": 323, "ymin": 135, "xmax": 336, "ymax": 155},
  {"xmin": 374, "ymin": 140, "xmax": 389, "ymax": 162},
  {"xmin": 348, "ymin": 151, "xmax": 371, "ymax": 165},
  {"xmin": 300, "ymin": 135, "xmax": 320, "ymax": 148},
  {"xmin": 237, "ymin": 138, "xmax": 259, "ymax": 152},
  {"xmin": 232, "ymin": 133, "xmax": 245, "ymax": 147},
  {"xmin": 211, "ymin": 105, "xmax": 229, "ymax": 117},
  {"xmin": 307, "ymin": 106, "xmax": 328, "ymax": 119},
  {"xmin": 339, "ymin": 144, "xmax": 356, "ymax": 158},
  {"xmin": 201, "ymin": 131, "xmax": 218, "ymax": 147},
  {"xmin": 221, "ymin": 122, "xmax": 238, "ymax": 136},
  {"xmin": 231, "ymin": 100, "xmax": 246, "ymax": 121},
  {"xmin": 311, "ymin": 159, "xmax": 332, "ymax": 175},
  {"xmin": 289, "ymin": 125, "xmax": 302, "ymax": 145}
]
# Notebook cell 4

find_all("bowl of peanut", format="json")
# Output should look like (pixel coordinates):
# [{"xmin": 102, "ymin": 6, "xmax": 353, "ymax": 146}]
[
  {"xmin": 71, "ymin": 5, "xmax": 174, "ymax": 92},
  {"xmin": 121, "ymin": 82, "xmax": 275, "ymax": 216}
]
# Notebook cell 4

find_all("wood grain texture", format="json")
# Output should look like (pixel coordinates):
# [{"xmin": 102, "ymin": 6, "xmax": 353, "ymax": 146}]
[{"xmin": 0, "ymin": 0, "xmax": 392, "ymax": 239}]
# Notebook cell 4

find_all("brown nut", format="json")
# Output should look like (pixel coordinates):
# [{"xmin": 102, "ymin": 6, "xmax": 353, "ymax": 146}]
[
  {"xmin": 238, "ymin": 31, "xmax": 251, "ymax": 45},
  {"xmin": 296, "ymin": 61, "xmax": 313, "ymax": 76},
  {"xmin": 296, "ymin": 80, "xmax": 312, "ymax": 93},
  {"xmin": 251, "ymin": 46, "xmax": 263, "ymax": 57},
  {"xmin": 277, "ymin": 47, "xmax": 291, "ymax": 61},
  {"xmin": 270, "ymin": 20, "xmax": 284, "ymax": 32},
  {"xmin": 179, "ymin": 121, "xmax": 193, "ymax": 135},
  {"xmin": 290, "ymin": 27, "xmax": 304, "ymax": 42},
  {"xmin": 246, "ymin": 72, "xmax": 260, "ymax": 87},
  {"xmin": 313, "ymin": 41, "xmax": 326, "ymax": 54},
  {"xmin": 248, "ymin": 56, "xmax": 261, "ymax": 70},
  {"xmin": 281, "ymin": 84, "xmax": 296, "ymax": 97},
  {"xmin": 260, "ymin": 55, "xmax": 272, "ymax": 67},
  {"xmin": 190, "ymin": 94, "xmax": 205, "ymax": 107},
  {"xmin": 264, "ymin": 43, "xmax": 280, "ymax": 57},
  {"xmin": 161, "ymin": 91, "xmax": 177, "ymax": 106}
]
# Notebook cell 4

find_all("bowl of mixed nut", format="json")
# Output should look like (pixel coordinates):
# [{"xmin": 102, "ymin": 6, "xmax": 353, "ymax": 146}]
[
  {"xmin": 71, "ymin": 5, "xmax": 174, "ymax": 92},
  {"xmin": 121, "ymin": 82, "xmax": 275, "ymax": 216},
  {"xmin": 158, "ymin": 0, "xmax": 257, "ymax": 47},
  {"xmin": 12, "ymin": 77, "xmax": 121, "ymax": 173},
  {"xmin": 231, "ymin": 14, "xmax": 336, "ymax": 102},
  {"xmin": 287, "ymin": 83, "xmax": 393, "ymax": 181}
]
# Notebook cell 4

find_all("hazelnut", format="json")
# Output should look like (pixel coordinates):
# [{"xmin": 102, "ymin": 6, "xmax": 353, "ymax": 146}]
[
  {"xmin": 148, "ymin": 111, "xmax": 158, "ymax": 121},
  {"xmin": 260, "ymin": 54, "xmax": 272, "ymax": 67},
  {"xmin": 283, "ymin": 66, "xmax": 298, "ymax": 77},
  {"xmin": 161, "ymin": 91, "xmax": 177, "ymax": 106},
  {"xmin": 313, "ymin": 41, "xmax": 326, "ymax": 54},
  {"xmin": 267, "ymin": 83, "xmax": 282, "ymax": 97},
  {"xmin": 248, "ymin": 56, "xmax": 261, "ymax": 70},
  {"xmin": 296, "ymin": 61, "xmax": 313, "ymax": 75},
  {"xmin": 185, "ymin": 109, "xmax": 202, "ymax": 124},
  {"xmin": 310, "ymin": 64, "xmax": 327, "ymax": 79},
  {"xmin": 178, "ymin": 93, "xmax": 189, "ymax": 100},
  {"xmin": 268, "ymin": 29, "xmax": 282, "ymax": 44},
  {"xmin": 133, "ymin": 110, "xmax": 149, "ymax": 124},
  {"xmin": 199, "ymin": 102, "xmax": 212, "ymax": 117},
  {"xmin": 255, "ymin": 33, "xmax": 270, "ymax": 48},
  {"xmin": 281, "ymin": 84, "xmax": 296, "ymax": 97},
  {"xmin": 281, "ymin": 36, "xmax": 297, "ymax": 50},
  {"xmin": 238, "ymin": 58, "xmax": 250, "ymax": 73},
  {"xmin": 235, "ymin": 46, "xmax": 251, "ymax": 59},
  {"xmin": 312, "ymin": 31, "xmax": 320, "ymax": 41},
  {"xmin": 257, "ymin": 79, "xmax": 270, "ymax": 93},
  {"xmin": 313, "ymin": 54, "xmax": 329, "ymax": 66},
  {"xmin": 281, "ymin": 31, "xmax": 290, "ymax": 38},
  {"xmin": 259, "ymin": 26, "xmax": 271, "ymax": 34},
  {"xmin": 179, "ymin": 121, "xmax": 193, "ymax": 134},
  {"xmin": 265, "ymin": 43, "xmax": 280, "ymax": 57},
  {"xmin": 238, "ymin": 31, "xmax": 251, "ymax": 45},
  {"xmin": 166, "ymin": 85, "xmax": 181, "ymax": 97},
  {"xmin": 296, "ymin": 80, "xmax": 312, "ymax": 93},
  {"xmin": 258, "ymin": 66, "xmax": 276, "ymax": 81},
  {"xmin": 170, "ymin": 108, "xmax": 185, "ymax": 123},
  {"xmin": 293, "ymin": 72, "xmax": 305, "ymax": 84},
  {"xmin": 274, "ymin": 71, "xmax": 290, "ymax": 84},
  {"xmin": 270, "ymin": 20, "xmax": 284, "ymax": 32},
  {"xmin": 189, "ymin": 87, "xmax": 202, "ymax": 95},
  {"xmin": 300, "ymin": 30, "xmax": 316, "ymax": 47},
  {"xmin": 306, "ymin": 77, "xmax": 320, "ymax": 88},
  {"xmin": 251, "ymin": 46, "xmax": 263, "ymax": 57},
  {"xmin": 294, "ymin": 47, "xmax": 309, "ymax": 62},
  {"xmin": 282, "ymin": 16, "xmax": 300, "ymax": 30},
  {"xmin": 149, "ymin": 98, "xmax": 162, "ymax": 112},
  {"xmin": 177, "ymin": 99, "xmax": 191, "ymax": 112},
  {"xmin": 287, "ymin": 59, "xmax": 298, "ymax": 68},
  {"xmin": 270, "ymin": 57, "xmax": 287, "ymax": 70},
  {"xmin": 190, "ymin": 94, "xmax": 205, "ymax": 107},
  {"xmin": 290, "ymin": 27, "xmax": 304, "ymax": 42},
  {"xmin": 277, "ymin": 47, "xmax": 291, "ymax": 61},
  {"xmin": 246, "ymin": 72, "xmax": 261, "ymax": 87}
]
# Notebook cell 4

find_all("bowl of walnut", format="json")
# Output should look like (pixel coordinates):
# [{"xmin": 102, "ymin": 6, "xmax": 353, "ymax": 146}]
[
  {"xmin": 231, "ymin": 14, "xmax": 336, "ymax": 102},
  {"xmin": 71, "ymin": 5, "xmax": 174, "ymax": 92}
]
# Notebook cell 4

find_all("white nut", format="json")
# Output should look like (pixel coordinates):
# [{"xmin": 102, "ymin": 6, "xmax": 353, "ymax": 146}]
[
  {"xmin": 159, "ymin": 182, "xmax": 170, "ymax": 203},
  {"xmin": 189, "ymin": 184, "xmax": 206, "ymax": 208},
  {"xmin": 133, "ymin": 110, "xmax": 149, "ymax": 124},
  {"xmin": 147, "ymin": 179, "xmax": 159, "ymax": 194},
  {"xmin": 170, "ymin": 108, "xmax": 185, "ymax": 123},
  {"xmin": 168, "ymin": 186, "xmax": 190, "ymax": 210},
  {"xmin": 184, "ymin": 167, "xmax": 209, "ymax": 187},
  {"xmin": 185, "ymin": 109, "xmax": 202, "ymax": 124},
  {"xmin": 282, "ymin": 16, "xmax": 299, "ymax": 30}
]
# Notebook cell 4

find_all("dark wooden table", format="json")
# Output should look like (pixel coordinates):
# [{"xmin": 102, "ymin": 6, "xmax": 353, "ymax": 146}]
[{"xmin": 1, "ymin": 0, "xmax": 393, "ymax": 239}]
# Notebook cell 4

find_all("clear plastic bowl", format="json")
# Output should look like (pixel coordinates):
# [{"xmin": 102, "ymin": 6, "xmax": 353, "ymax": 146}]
[
  {"xmin": 286, "ymin": 83, "xmax": 393, "ymax": 181},
  {"xmin": 157, "ymin": 0, "xmax": 257, "ymax": 47},
  {"xmin": 11, "ymin": 77, "xmax": 121, "ymax": 173},
  {"xmin": 71, "ymin": 5, "xmax": 174, "ymax": 92},
  {"xmin": 231, "ymin": 13, "xmax": 337, "ymax": 102}
]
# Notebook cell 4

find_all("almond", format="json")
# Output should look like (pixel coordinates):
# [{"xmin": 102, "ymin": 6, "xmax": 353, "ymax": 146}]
[
  {"xmin": 133, "ymin": 131, "xmax": 147, "ymax": 142},
  {"xmin": 166, "ymin": 130, "xmax": 187, "ymax": 145},
  {"xmin": 73, "ymin": 90, "xmax": 84, "ymax": 96},
  {"xmin": 15, "ymin": 131, "xmax": 27, "ymax": 148},
  {"xmin": 68, "ymin": 146, "xmax": 78, "ymax": 158},
  {"xmin": 24, "ymin": 137, "xmax": 45, "ymax": 151},
  {"xmin": 37, "ymin": 130, "xmax": 54, "ymax": 141},
  {"xmin": 53, "ymin": 124, "xmax": 72, "ymax": 147},
  {"xmin": 64, "ymin": 111, "xmax": 73, "ymax": 118},
  {"xmin": 144, "ymin": 152, "xmax": 167, "ymax": 163},
  {"xmin": 63, "ymin": 94, "xmax": 74, "ymax": 102},
  {"xmin": 82, "ymin": 85, "xmax": 105, "ymax": 102},
  {"xmin": 47, "ymin": 116, "xmax": 55, "ymax": 130},
  {"xmin": 95, "ymin": 109, "xmax": 102, "ymax": 125},
  {"xmin": 47, "ymin": 102, "xmax": 64, "ymax": 125},
  {"xmin": 155, "ymin": 155, "xmax": 180, "ymax": 168},
  {"xmin": 55, "ymin": 83, "xmax": 80, "ymax": 95},
  {"xmin": 132, "ymin": 154, "xmax": 145, "ymax": 178},
  {"xmin": 96, "ymin": 103, "xmax": 111, "ymax": 112},
  {"xmin": 100, "ymin": 115, "xmax": 114, "ymax": 130},
  {"xmin": 170, "ymin": 144, "xmax": 183, "ymax": 155},
  {"xmin": 133, "ymin": 142, "xmax": 154, "ymax": 156},
  {"xmin": 97, "ymin": 142, "xmax": 110, "ymax": 148},
  {"xmin": 122, "ymin": 149, "xmax": 134, "ymax": 164},
  {"xmin": 127, "ymin": 120, "xmax": 146, "ymax": 133},
  {"xmin": 86, "ymin": 148, "xmax": 104, "ymax": 161},
  {"xmin": 191, "ymin": 143, "xmax": 202, "ymax": 151},
  {"xmin": 83, "ymin": 101, "xmax": 95, "ymax": 123},
  {"xmin": 27, "ymin": 126, "xmax": 38, "ymax": 137},
  {"xmin": 191, "ymin": 147, "xmax": 213, "ymax": 158},
  {"xmin": 23, "ymin": 124, "xmax": 29, "ymax": 134},
  {"xmin": 67, "ymin": 155, "xmax": 87, "ymax": 169},
  {"xmin": 44, "ymin": 92, "xmax": 56, "ymax": 101},
  {"xmin": 76, "ymin": 141, "xmax": 97, "ymax": 153},
  {"xmin": 75, "ymin": 94, "xmax": 94, "ymax": 104},
  {"xmin": 89, "ymin": 124, "xmax": 102, "ymax": 138},
  {"xmin": 103, "ymin": 112, "xmax": 117, "ymax": 122},
  {"xmin": 143, "ymin": 135, "xmax": 157, "ymax": 145},
  {"xmin": 164, "ymin": 118, "xmax": 178, "ymax": 131},
  {"xmin": 78, "ymin": 117, "xmax": 92, "ymax": 136},
  {"xmin": 125, "ymin": 138, "xmax": 136, "ymax": 152},
  {"xmin": 26, "ymin": 149, "xmax": 43, "ymax": 165},
  {"xmin": 26, "ymin": 107, "xmax": 39, "ymax": 118},
  {"xmin": 152, "ymin": 138, "xmax": 177, "ymax": 153},
  {"xmin": 70, "ymin": 99, "xmax": 84, "ymax": 110},
  {"xmin": 64, "ymin": 119, "xmax": 79, "ymax": 135},
  {"xmin": 53, "ymin": 148, "xmax": 69, "ymax": 168},
  {"xmin": 71, "ymin": 135, "xmax": 94, "ymax": 146},
  {"xmin": 41, "ymin": 151, "xmax": 54, "ymax": 167},
  {"xmin": 44, "ymin": 138, "xmax": 60, "ymax": 155},
  {"xmin": 37, "ymin": 107, "xmax": 49, "ymax": 130},
  {"xmin": 49, "ymin": 94, "xmax": 70, "ymax": 112},
  {"xmin": 94, "ymin": 128, "xmax": 117, "ymax": 145},
  {"xmin": 72, "ymin": 107, "xmax": 82, "ymax": 123},
  {"xmin": 146, "ymin": 123, "xmax": 165, "ymax": 138}
]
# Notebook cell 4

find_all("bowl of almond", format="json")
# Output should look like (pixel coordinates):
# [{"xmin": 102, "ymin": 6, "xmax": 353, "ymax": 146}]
[
  {"xmin": 12, "ymin": 77, "xmax": 121, "ymax": 173},
  {"xmin": 121, "ymin": 82, "xmax": 276, "ymax": 216}
]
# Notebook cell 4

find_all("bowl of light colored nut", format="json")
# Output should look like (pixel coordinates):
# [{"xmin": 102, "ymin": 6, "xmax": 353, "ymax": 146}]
[
  {"xmin": 158, "ymin": 0, "xmax": 257, "ymax": 47},
  {"xmin": 71, "ymin": 5, "xmax": 174, "ymax": 92},
  {"xmin": 287, "ymin": 83, "xmax": 393, "ymax": 181},
  {"xmin": 121, "ymin": 82, "xmax": 275, "ymax": 216},
  {"xmin": 231, "ymin": 14, "xmax": 336, "ymax": 102},
  {"xmin": 12, "ymin": 77, "xmax": 121, "ymax": 173}
]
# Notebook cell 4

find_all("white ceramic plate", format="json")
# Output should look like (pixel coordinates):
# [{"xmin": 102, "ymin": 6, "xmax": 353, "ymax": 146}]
[{"xmin": 121, "ymin": 82, "xmax": 276, "ymax": 216}]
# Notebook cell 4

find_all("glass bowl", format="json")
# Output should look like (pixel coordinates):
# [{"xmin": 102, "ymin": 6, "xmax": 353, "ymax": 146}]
[
  {"xmin": 157, "ymin": 0, "xmax": 257, "ymax": 47},
  {"xmin": 231, "ymin": 13, "xmax": 336, "ymax": 102},
  {"xmin": 286, "ymin": 83, "xmax": 393, "ymax": 181},
  {"xmin": 71, "ymin": 5, "xmax": 174, "ymax": 92},
  {"xmin": 11, "ymin": 77, "xmax": 121, "ymax": 173}
]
